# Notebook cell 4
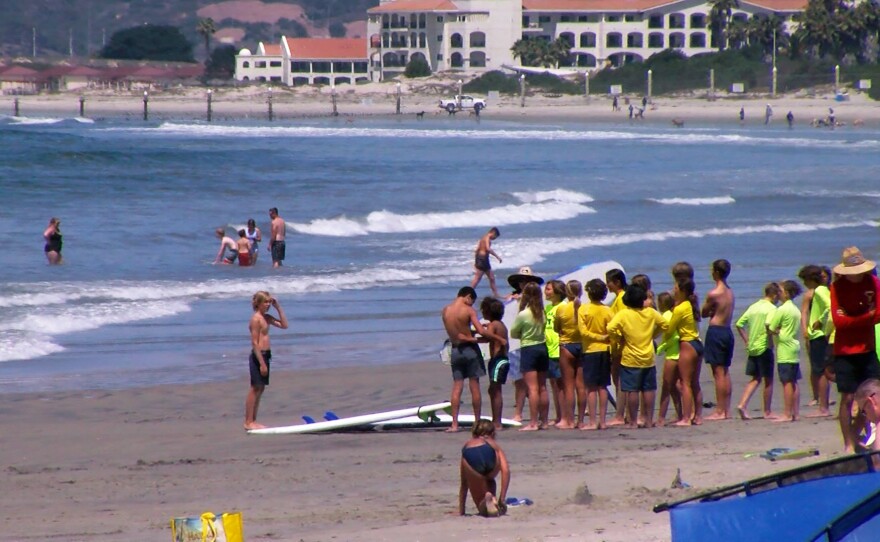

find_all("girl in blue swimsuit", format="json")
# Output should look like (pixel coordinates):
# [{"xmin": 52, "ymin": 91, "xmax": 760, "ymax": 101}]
[{"xmin": 459, "ymin": 420, "xmax": 511, "ymax": 517}]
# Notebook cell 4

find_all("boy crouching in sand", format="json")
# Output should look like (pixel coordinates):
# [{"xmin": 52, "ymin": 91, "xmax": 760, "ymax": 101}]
[
  {"xmin": 607, "ymin": 284, "xmax": 668, "ymax": 429},
  {"xmin": 480, "ymin": 297, "xmax": 509, "ymax": 430},
  {"xmin": 459, "ymin": 420, "xmax": 511, "ymax": 517},
  {"xmin": 767, "ymin": 280, "xmax": 803, "ymax": 422}
]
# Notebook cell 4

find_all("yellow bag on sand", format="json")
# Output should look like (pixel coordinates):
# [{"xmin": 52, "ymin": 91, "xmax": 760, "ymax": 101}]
[{"xmin": 170, "ymin": 511, "xmax": 243, "ymax": 542}]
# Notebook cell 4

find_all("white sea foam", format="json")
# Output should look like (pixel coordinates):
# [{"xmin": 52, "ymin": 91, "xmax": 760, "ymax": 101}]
[
  {"xmin": 649, "ymin": 196, "xmax": 736, "ymax": 206},
  {"xmin": 10, "ymin": 116, "xmax": 67, "ymax": 125},
  {"xmin": 289, "ymin": 192, "xmax": 595, "ymax": 236},
  {"xmin": 120, "ymin": 122, "xmax": 880, "ymax": 150}
]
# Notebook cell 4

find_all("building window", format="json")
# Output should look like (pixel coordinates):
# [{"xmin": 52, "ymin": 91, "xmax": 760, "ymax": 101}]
[
  {"xmin": 270, "ymin": 61, "xmax": 281, "ymax": 67},
  {"xmin": 255, "ymin": 61, "xmax": 267, "ymax": 68},
  {"xmin": 292, "ymin": 61, "xmax": 310, "ymax": 72},
  {"xmin": 607, "ymin": 15, "xmax": 620, "ymax": 22},
  {"xmin": 669, "ymin": 13, "xmax": 685, "ymax": 29},
  {"xmin": 242, "ymin": 61, "xmax": 250, "ymax": 68},
  {"xmin": 577, "ymin": 53, "xmax": 596, "ymax": 67},
  {"xmin": 669, "ymin": 32, "xmax": 685, "ymax": 48},
  {"xmin": 313, "ymin": 61, "xmax": 331, "ymax": 73},
  {"xmin": 470, "ymin": 31, "xmax": 486, "ymax": 48},
  {"xmin": 627, "ymin": 33, "xmax": 643, "ymax": 47},
  {"xmin": 437, "ymin": 35, "xmax": 442, "ymax": 42},
  {"xmin": 559, "ymin": 32, "xmax": 574, "ymax": 48},
  {"xmin": 437, "ymin": 16, "xmax": 443, "ymax": 22},
  {"xmin": 420, "ymin": 33, "xmax": 427, "ymax": 47},
  {"xmin": 270, "ymin": 76, "xmax": 281, "ymax": 82},
  {"xmin": 625, "ymin": 15, "xmax": 637, "ymax": 22},
  {"xmin": 419, "ymin": 14, "xmax": 426, "ymax": 28},
  {"xmin": 437, "ymin": 53, "xmax": 443, "ymax": 61},
  {"xmin": 580, "ymin": 32, "xmax": 596, "ymax": 47},
  {"xmin": 648, "ymin": 15, "xmax": 664, "ymax": 28},
  {"xmin": 539, "ymin": 15, "xmax": 551, "ymax": 23},
  {"xmin": 451, "ymin": 52, "xmax": 463, "ymax": 67},
  {"xmin": 689, "ymin": 32, "xmax": 706, "ymax": 47},
  {"xmin": 690, "ymin": 13, "xmax": 707, "ymax": 28},
  {"xmin": 469, "ymin": 51, "xmax": 486, "ymax": 67},
  {"xmin": 578, "ymin": 15, "xmax": 589, "ymax": 22},
  {"xmin": 522, "ymin": 16, "xmax": 530, "ymax": 27},
  {"xmin": 606, "ymin": 32, "xmax": 622, "ymax": 48},
  {"xmin": 648, "ymin": 32, "xmax": 664, "ymax": 48},
  {"xmin": 354, "ymin": 62, "xmax": 368, "ymax": 73},
  {"xmin": 561, "ymin": 15, "xmax": 571, "ymax": 22},
  {"xmin": 451, "ymin": 33, "xmax": 463, "ymax": 48}
]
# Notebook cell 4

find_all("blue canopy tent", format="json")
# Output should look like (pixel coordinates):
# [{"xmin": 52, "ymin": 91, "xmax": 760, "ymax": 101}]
[{"xmin": 654, "ymin": 452, "xmax": 880, "ymax": 542}]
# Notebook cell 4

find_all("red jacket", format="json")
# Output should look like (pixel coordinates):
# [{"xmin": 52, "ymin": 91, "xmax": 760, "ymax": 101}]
[{"xmin": 830, "ymin": 274, "xmax": 880, "ymax": 356}]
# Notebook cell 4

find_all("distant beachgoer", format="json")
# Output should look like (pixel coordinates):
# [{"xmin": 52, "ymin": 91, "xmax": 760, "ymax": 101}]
[
  {"xmin": 459, "ymin": 420, "xmax": 510, "ymax": 517},
  {"xmin": 764, "ymin": 104, "xmax": 773, "ymax": 125},
  {"xmin": 665, "ymin": 277, "xmax": 704, "ymax": 426},
  {"xmin": 607, "ymin": 284, "xmax": 667, "ymax": 429},
  {"xmin": 268, "ymin": 207, "xmax": 285, "ymax": 268},
  {"xmin": 214, "ymin": 227, "xmax": 238, "ymax": 264},
  {"xmin": 828, "ymin": 107, "xmax": 836, "ymax": 127},
  {"xmin": 830, "ymin": 246, "xmax": 880, "ymax": 452},
  {"xmin": 510, "ymin": 282, "xmax": 549, "ymax": 431},
  {"xmin": 236, "ymin": 229, "xmax": 252, "ymax": 266},
  {"xmin": 786, "ymin": 111, "xmax": 794, "ymax": 128},
  {"xmin": 628, "ymin": 104, "xmax": 634, "ymax": 119},
  {"xmin": 735, "ymin": 282, "xmax": 780, "ymax": 420},
  {"xmin": 43, "ymin": 217, "xmax": 62, "ymax": 265},
  {"xmin": 245, "ymin": 291, "xmax": 288, "ymax": 430},
  {"xmin": 442, "ymin": 286, "xmax": 497, "ymax": 433},
  {"xmin": 799, "ymin": 265, "xmax": 832, "ymax": 417},
  {"xmin": 767, "ymin": 280, "xmax": 802, "ymax": 422},
  {"xmin": 642, "ymin": 96, "xmax": 648, "ymax": 109},
  {"xmin": 739, "ymin": 107, "xmax": 745, "ymax": 122},
  {"xmin": 246, "ymin": 218, "xmax": 261, "ymax": 264},
  {"xmin": 701, "ymin": 259, "xmax": 735, "ymax": 420},
  {"xmin": 480, "ymin": 297, "xmax": 509, "ymax": 430},
  {"xmin": 471, "ymin": 227, "xmax": 502, "ymax": 297},
  {"xmin": 578, "ymin": 278, "xmax": 613, "ymax": 430},
  {"xmin": 612, "ymin": 95, "xmax": 619, "ymax": 111}
]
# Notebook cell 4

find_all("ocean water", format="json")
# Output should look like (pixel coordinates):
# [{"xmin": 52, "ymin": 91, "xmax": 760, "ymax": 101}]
[{"xmin": 2, "ymin": 114, "xmax": 879, "ymax": 393}]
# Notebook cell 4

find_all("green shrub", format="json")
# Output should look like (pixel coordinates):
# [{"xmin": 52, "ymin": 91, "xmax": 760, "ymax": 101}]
[{"xmin": 404, "ymin": 56, "xmax": 432, "ymax": 78}]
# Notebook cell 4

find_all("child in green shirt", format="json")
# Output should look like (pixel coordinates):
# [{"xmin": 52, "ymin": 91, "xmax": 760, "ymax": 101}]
[{"xmin": 767, "ymin": 280, "xmax": 803, "ymax": 422}]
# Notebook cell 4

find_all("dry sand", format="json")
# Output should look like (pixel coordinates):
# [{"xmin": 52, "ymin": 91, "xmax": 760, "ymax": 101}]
[
  {"xmin": 0, "ymin": 355, "xmax": 849, "ymax": 542},
  {"xmin": 5, "ymin": 79, "xmax": 878, "ymax": 125}
]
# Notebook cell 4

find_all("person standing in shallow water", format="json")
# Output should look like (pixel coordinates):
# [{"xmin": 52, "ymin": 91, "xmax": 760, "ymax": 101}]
[
  {"xmin": 269, "ymin": 207, "xmax": 285, "ymax": 268},
  {"xmin": 245, "ymin": 291, "xmax": 288, "ymax": 430},
  {"xmin": 471, "ymin": 227, "xmax": 502, "ymax": 297},
  {"xmin": 43, "ymin": 217, "xmax": 62, "ymax": 265}
]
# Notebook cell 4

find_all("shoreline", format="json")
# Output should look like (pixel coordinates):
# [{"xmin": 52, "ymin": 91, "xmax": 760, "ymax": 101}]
[
  {"xmin": 5, "ymin": 85, "xmax": 878, "ymax": 126},
  {"xmin": 0, "ymin": 358, "xmax": 849, "ymax": 541}
]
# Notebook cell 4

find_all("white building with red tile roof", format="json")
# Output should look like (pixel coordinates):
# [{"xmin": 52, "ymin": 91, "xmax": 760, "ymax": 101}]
[
  {"xmin": 234, "ymin": 0, "xmax": 805, "ymax": 85},
  {"xmin": 235, "ymin": 38, "xmax": 369, "ymax": 85}
]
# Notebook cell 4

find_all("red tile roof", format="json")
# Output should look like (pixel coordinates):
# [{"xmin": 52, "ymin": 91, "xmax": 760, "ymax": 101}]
[
  {"xmin": 523, "ymin": 0, "xmax": 676, "ymax": 11},
  {"xmin": 284, "ymin": 38, "xmax": 367, "ymax": 59},
  {"xmin": 263, "ymin": 44, "xmax": 282, "ymax": 55},
  {"xmin": 741, "ymin": 0, "xmax": 807, "ymax": 10},
  {"xmin": 368, "ymin": 0, "xmax": 459, "ymax": 13},
  {"xmin": 0, "ymin": 65, "xmax": 40, "ymax": 80}
]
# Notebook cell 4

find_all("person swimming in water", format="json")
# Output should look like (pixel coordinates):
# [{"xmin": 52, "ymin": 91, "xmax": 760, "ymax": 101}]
[{"xmin": 459, "ymin": 419, "xmax": 510, "ymax": 517}]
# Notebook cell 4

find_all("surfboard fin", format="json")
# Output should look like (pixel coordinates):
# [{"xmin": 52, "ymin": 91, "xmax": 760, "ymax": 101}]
[
  {"xmin": 302, "ymin": 415, "xmax": 317, "ymax": 424},
  {"xmin": 324, "ymin": 411, "xmax": 339, "ymax": 421}
]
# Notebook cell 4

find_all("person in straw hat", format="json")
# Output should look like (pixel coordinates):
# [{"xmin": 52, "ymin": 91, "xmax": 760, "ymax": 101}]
[
  {"xmin": 505, "ymin": 266, "xmax": 544, "ymax": 301},
  {"xmin": 829, "ymin": 246, "xmax": 880, "ymax": 452}
]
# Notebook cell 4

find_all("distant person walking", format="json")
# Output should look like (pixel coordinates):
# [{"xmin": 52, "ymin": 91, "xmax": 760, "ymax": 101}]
[
  {"xmin": 269, "ymin": 207, "xmax": 285, "ymax": 268},
  {"xmin": 786, "ymin": 111, "xmax": 794, "ymax": 128},
  {"xmin": 612, "ymin": 95, "xmax": 619, "ymax": 111},
  {"xmin": 43, "ymin": 217, "xmax": 62, "ymax": 265},
  {"xmin": 245, "ymin": 291, "xmax": 288, "ymax": 430},
  {"xmin": 739, "ymin": 107, "xmax": 745, "ymax": 123},
  {"xmin": 764, "ymin": 104, "xmax": 773, "ymax": 125},
  {"xmin": 471, "ymin": 227, "xmax": 502, "ymax": 297}
]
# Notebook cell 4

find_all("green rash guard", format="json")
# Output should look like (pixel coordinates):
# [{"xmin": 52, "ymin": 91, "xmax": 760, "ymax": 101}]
[
  {"xmin": 544, "ymin": 302, "xmax": 561, "ymax": 358},
  {"xmin": 806, "ymin": 285, "xmax": 830, "ymax": 341},
  {"xmin": 511, "ymin": 308, "xmax": 546, "ymax": 347},
  {"xmin": 768, "ymin": 299, "xmax": 801, "ymax": 363},
  {"xmin": 735, "ymin": 298, "xmax": 777, "ymax": 357}
]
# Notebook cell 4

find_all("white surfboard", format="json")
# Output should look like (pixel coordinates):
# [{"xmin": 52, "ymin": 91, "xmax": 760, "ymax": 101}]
[
  {"xmin": 370, "ymin": 413, "xmax": 522, "ymax": 429},
  {"xmin": 247, "ymin": 401, "xmax": 452, "ymax": 435},
  {"xmin": 501, "ymin": 260, "xmax": 624, "ymax": 353}
]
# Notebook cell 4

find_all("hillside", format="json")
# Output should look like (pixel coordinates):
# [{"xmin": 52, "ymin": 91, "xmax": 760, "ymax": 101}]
[{"xmin": 0, "ymin": 0, "xmax": 378, "ymax": 60}]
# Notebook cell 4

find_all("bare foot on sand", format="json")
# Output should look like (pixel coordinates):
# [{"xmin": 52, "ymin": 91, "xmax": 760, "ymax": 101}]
[
  {"xmin": 445, "ymin": 426, "xmax": 461, "ymax": 433},
  {"xmin": 512, "ymin": 415, "xmax": 523, "ymax": 423},
  {"xmin": 244, "ymin": 422, "xmax": 267, "ymax": 430},
  {"xmin": 763, "ymin": 412, "xmax": 780, "ymax": 420},
  {"xmin": 656, "ymin": 418, "xmax": 666, "ymax": 427},
  {"xmin": 482, "ymin": 492, "xmax": 499, "ymax": 517},
  {"xmin": 704, "ymin": 412, "xmax": 731, "ymax": 421},
  {"xmin": 672, "ymin": 419, "xmax": 692, "ymax": 427},
  {"xmin": 737, "ymin": 406, "xmax": 751, "ymax": 420},
  {"xmin": 519, "ymin": 424, "xmax": 540, "ymax": 432},
  {"xmin": 555, "ymin": 422, "xmax": 576, "ymax": 430},
  {"xmin": 807, "ymin": 399, "xmax": 819, "ymax": 407},
  {"xmin": 805, "ymin": 410, "xmax": 832, "ymax": 418},
  {"xmin": 580, "ymin": 423, "xmax": 599, "ymax": 431},
  {"xmin": 606, "ymin": 418, "xmax": 626, "ymax": 427},
  {"xmin": 771, "ymin": 416, "xmax": 795, "ymax": 423}
]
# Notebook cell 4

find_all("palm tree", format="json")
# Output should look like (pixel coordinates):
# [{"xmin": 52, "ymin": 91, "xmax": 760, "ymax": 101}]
[
  {"xmin": 550, "ymin": 36, "xmax": 573, "ymax": 67},
  {"xmin": 709, "ymin": 0, "xmax": 740, "ymax": 50},
  {"xmin": 196, "ymin": 18, "xmax": 217, "ymax": 59}
]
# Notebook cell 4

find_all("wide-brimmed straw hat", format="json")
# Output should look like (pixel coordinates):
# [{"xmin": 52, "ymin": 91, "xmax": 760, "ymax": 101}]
[
  {"xmin": 833, "ymin": 246, "xmax": 876, "ymax": 276},
  {"xmin": 507, "ymin": 266, "xmax": 544, "ymax": 289}
]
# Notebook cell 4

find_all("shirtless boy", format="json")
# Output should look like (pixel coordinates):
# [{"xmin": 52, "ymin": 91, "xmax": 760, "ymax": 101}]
[
  {"xmin": 269, "ymin": 207, "xmax": 286, "ymax": 268},
  {"xmin": 442, "ymin": 287, "xmax": 499, "ymax": 432},
  {"xmin": 480, "ymin": 297, "xmax": 509, "ymax": 430},
  {"xmin": 701, "ymin": 259, "xmax": 736, "ymax": 420},
  {"xmin": 471, "ymin": 227, "xmax": 502, "ymax": 297},
  {"xmin": 245, "ymin": 291, "xmax": 289, "ymax": 430}
]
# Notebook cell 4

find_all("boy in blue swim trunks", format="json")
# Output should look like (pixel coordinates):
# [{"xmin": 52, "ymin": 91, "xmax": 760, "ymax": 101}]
[
  {"xmin": 701, "ymin": 259, "xmax": 736, "ymax": 421},
  {"xmin": 480, "ymin": 297, "xmax": 509, "ymax": 430}
]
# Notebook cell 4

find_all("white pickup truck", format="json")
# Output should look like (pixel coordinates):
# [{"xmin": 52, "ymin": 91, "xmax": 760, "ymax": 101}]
[{"xmin": 438, "ymin": 95, "xmax": 487, "ymax": 114}]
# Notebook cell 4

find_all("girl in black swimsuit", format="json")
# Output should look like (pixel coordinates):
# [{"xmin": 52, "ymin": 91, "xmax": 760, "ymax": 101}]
[
  {"xmin": 43, "ymin": 217, "xmax": 62, "ymax": 265},
  {"xmin": 458, "ymin": 420, "xmax": 511, "ymax": 517}
]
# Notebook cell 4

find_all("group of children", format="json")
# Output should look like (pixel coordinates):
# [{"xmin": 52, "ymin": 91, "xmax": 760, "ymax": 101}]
[
  {"xmin": 462, "ymin": 258, "xmax": 847, "ymax": 432},
  {"xmin": 214, "ymin": 219, "xmax": 262, "ymax": 266}
]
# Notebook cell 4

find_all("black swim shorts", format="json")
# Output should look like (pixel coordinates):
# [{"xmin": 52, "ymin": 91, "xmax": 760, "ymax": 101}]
[{"xmin": 249, "ymin": 349, "xmax": 271, "ymax": 387}]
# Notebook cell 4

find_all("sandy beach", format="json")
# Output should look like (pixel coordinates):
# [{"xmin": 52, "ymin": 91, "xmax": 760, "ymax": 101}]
[
  {"xmin": 0, "ymin": 351, "xmax": 849, "ymax": 542},
  {"xmin": 5, "ymin": 79, "xmax": 879, "ymax": 125}
]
